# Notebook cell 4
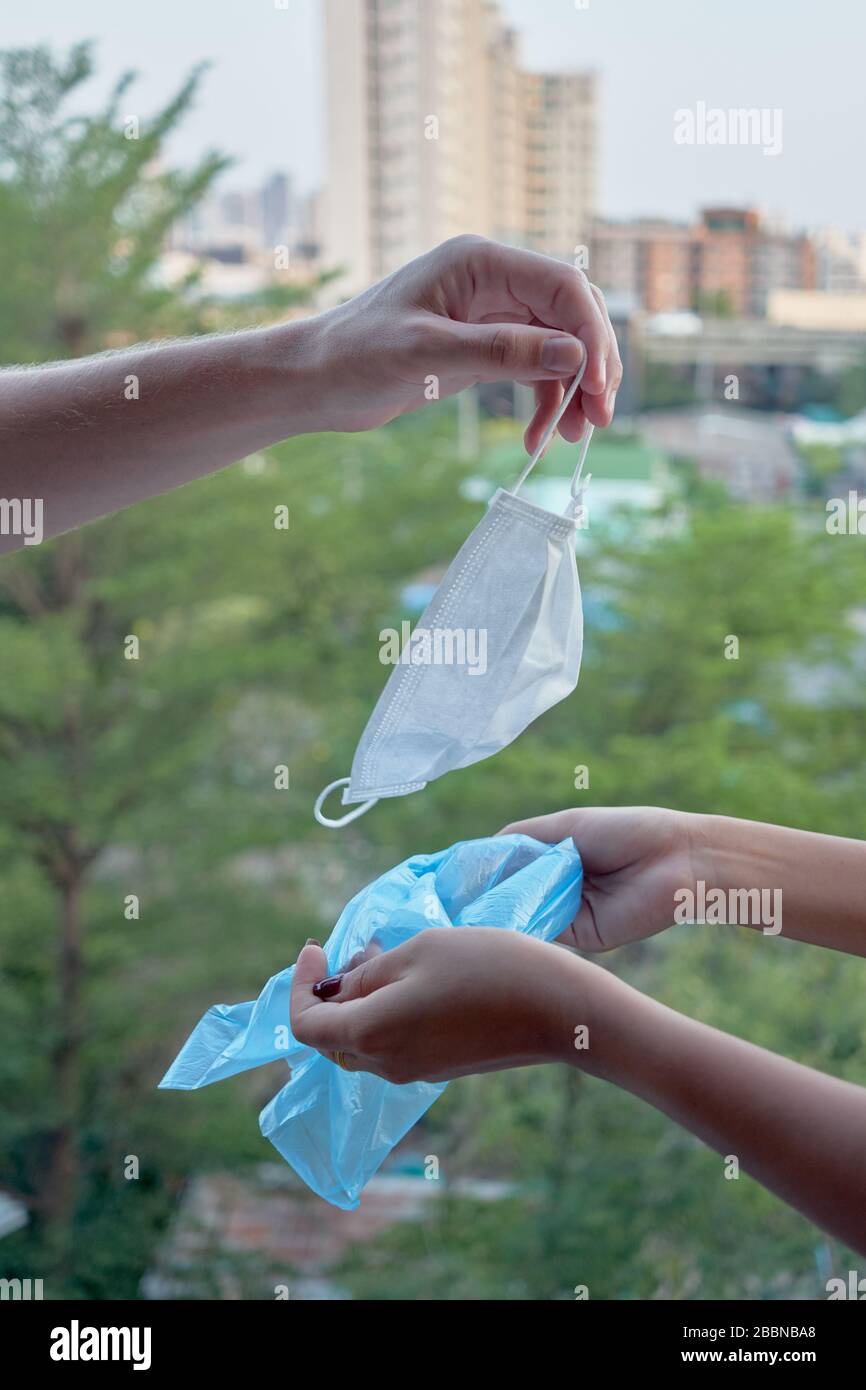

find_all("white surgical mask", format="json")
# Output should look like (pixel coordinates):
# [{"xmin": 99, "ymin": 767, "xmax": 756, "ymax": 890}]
[{"xmin": 315, "ymin": 367, "xmax": 594, "ymax": 827}]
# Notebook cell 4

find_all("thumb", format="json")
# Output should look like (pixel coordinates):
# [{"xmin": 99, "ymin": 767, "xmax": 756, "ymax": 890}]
[
  {"xmin": 333, "ymin": 946, "xmax": 399, "ymax": 1003},
  {"xmin": 451, "ymin": 322, "xmax": 585, "ymax": 383},
  {"xmin": 289, "ymin": 940, "xmax": 400, "ymax": 1056}
]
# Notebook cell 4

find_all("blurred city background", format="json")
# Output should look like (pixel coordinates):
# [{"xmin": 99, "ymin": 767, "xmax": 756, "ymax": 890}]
[{"xmin": 1, "ymin": 0, "xmax": 865, "ymax": 1300}]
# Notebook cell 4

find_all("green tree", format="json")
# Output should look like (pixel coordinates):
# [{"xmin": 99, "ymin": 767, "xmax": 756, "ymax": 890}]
[
  {"xmin": 834, "ymin": 355, "xmax": 866, "ymax": 419},
  {"xmin": 0, "ymin": 43, "xmax": 229, "ymax": 361},
  {"xmin": 0, "ymin": 44, "xmax": 358, "ymax": 1288},
  {"xmin": 0, "ymin": 41, "xmax": 230, "ymax": 1267},
  {"xmin": 693, "ymin": 288, "xmax": 734, "ymax": 319}
]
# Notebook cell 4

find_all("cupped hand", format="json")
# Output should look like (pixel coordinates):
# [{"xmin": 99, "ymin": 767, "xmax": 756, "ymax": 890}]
[
  {"xmin": 290, "ymin": 927, "xmax": 605, "ymax": 1084},
  {"xmin": 312, "ymin": 235, "xmax": 622, "ymax": 451},
  {"xmin": 501, "ymin": 806, "xmax": 705, "ymax": 952}
]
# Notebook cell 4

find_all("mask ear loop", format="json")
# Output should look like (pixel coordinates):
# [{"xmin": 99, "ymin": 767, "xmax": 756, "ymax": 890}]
[
  {"xmin": 564, "ymin": 427, "xmax": 594, "ymax": 520},
  {"xmin": 510, "ymin": 345, "xmax": 591, "ymax": 496},
  {"xmin": 314, "ymin": 777, "xmax": 378, "ymax": 829}
]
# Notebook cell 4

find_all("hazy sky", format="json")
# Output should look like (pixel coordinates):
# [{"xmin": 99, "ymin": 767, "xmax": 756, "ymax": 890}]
[{"xmin": 4, "ymin": 0, "xmax": 864, "ymax": 231}]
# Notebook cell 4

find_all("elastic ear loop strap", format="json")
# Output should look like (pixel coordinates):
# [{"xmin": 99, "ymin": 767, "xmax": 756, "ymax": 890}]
[
  {"xmin": 314, "ymin": 777, "xmax": 378, "ymax": 829},
  {"xmin": 511, "ymin": 351, "xmax": 594, "ymax": 507}
]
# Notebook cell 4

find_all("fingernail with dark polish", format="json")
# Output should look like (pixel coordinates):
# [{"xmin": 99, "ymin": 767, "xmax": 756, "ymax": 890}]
[
  {"xmin": 305, "ymin": 937, "xmax": 321, "ymax": 947},
  {"xmin": 313, "ymin": 975, "xmax": 342, "ymax": 1000}
]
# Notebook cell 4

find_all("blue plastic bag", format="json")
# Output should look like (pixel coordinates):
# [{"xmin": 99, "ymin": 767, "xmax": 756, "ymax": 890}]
[{"xmin": 159, "ymin": 834, "xmax": 582, "ymax": 1209}]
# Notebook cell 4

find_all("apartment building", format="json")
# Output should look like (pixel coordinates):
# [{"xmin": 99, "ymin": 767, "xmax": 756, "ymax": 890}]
[
  {"xmin": 589, "ymin": 218, "xmax": 695, "ymax": 311},
  {"xmin": 523, "ymin": 71, "xmax": 597, "ymax": 261},
  {"xmin": 322, "ymin": 0, "xmax": 597, "ymax": 297},
  {"xmin": 590, "ymin": 208, "xmax": 816, "ymax": 319},
  {"xmin": 811, "ymin": 227, "xmax": 866, "ymax": 294}
]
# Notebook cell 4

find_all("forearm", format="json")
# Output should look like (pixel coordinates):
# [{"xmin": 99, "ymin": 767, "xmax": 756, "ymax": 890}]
[
  {"xmin": 0, "ymin": 237, "xmax": 622, "ymax": 552},
  {"xmin": 0, "ymin": 318, "xmax": 323, "ymax": 550},
  {"xmin": 554, "ymin": 957, "xmax": 866, "ymax": 1253},
  {"xmin": 694, "ymin": 813, "xmax": 866, "ymax": 956}
]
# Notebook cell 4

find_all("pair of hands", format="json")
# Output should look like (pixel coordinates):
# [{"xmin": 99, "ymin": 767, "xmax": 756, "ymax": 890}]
[
  {"xmin": 291, "ymin": 806, "xmax": 699, "ymax": 1084},
  {"xmin": 290, "ymin": 241, "xmax": 626, "ymax": 1083}
]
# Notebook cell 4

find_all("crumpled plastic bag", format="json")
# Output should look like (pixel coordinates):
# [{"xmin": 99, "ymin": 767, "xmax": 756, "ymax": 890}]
[{"xmin": 159, "ymin": 833, "xmax": 582, "ymax": 1209}]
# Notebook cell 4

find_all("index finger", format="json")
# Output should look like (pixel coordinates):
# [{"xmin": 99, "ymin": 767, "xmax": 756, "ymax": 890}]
[
  {"xmin": 472, "ymin": 241, "xmax": 611, "ymax": 397},
  {"xmin": 290, "ymin": 942, "xmax": 357, "ymax": 1054},
  {"xmin": 499, "ymin": 810, "xmax": 584, "ymax": 844}
]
